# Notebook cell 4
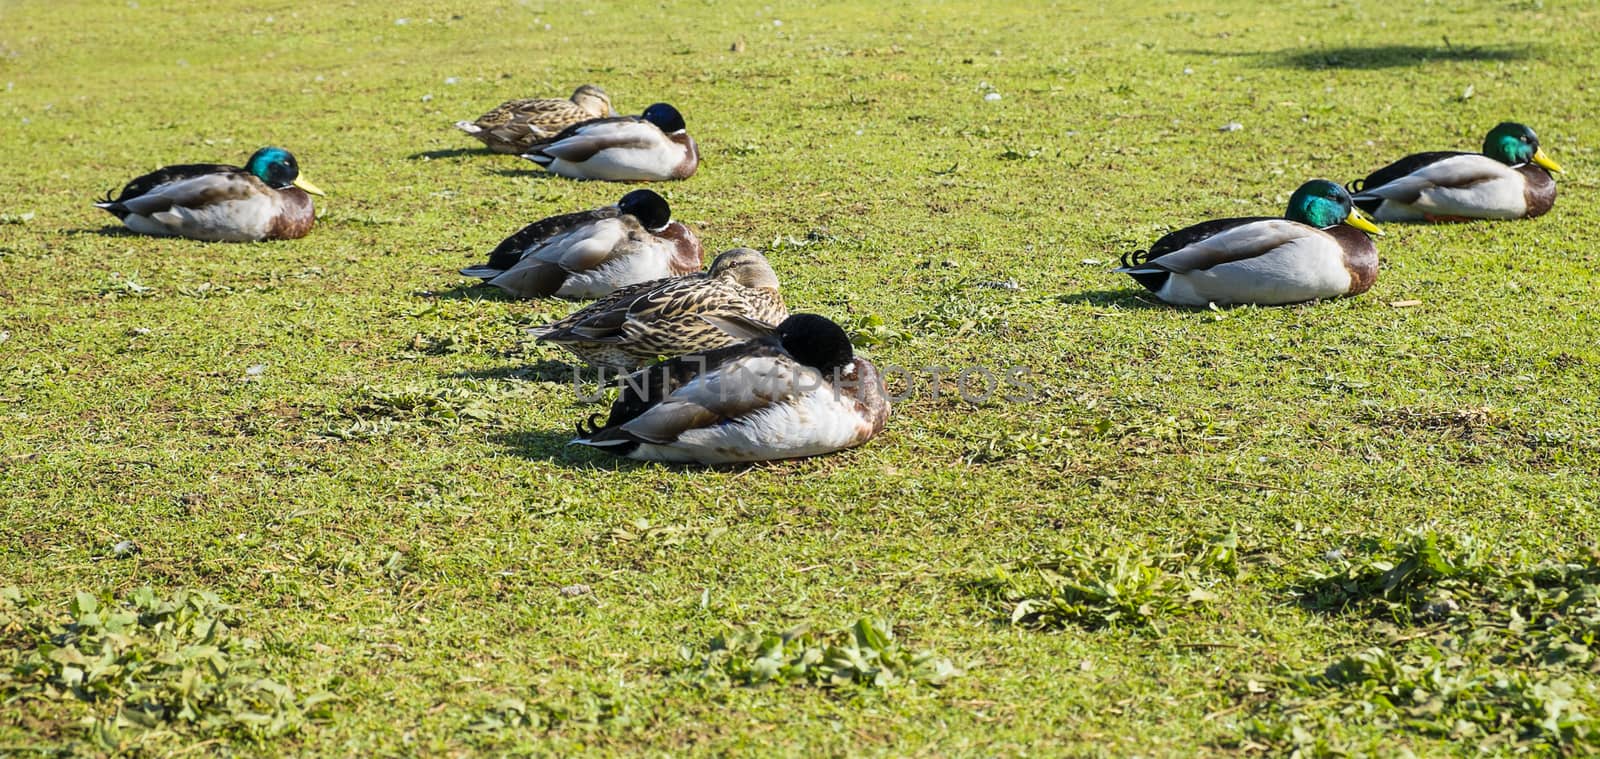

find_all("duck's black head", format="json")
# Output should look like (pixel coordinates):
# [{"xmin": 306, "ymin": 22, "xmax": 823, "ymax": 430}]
[
  {"xmin": 641, "ymin": 103, "xmax": 687, "ymax": 133},
  {"xmin": 777, "ymin": 314, "xmax": 854, "ymax": 374},
  {"xmin": 617, "ymin": 189, "xmax": 671, "ymax": 230}
]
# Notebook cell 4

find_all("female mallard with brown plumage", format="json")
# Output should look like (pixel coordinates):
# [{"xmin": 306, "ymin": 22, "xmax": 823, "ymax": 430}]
[
  {"xmin": 572, "ymin": 313, "xmax": 889, "ymax": 465},
  {"xmin": 94, "ymin": 146, "xmax": 325, "ymax": 242},
  {"xmin": 460, "ymin": 189, "xmax": 702, "ymax": 300},
  {"xmin": 454, "ymin": 84, "xmax": 615, "ymax": 155},
  {"xmin": 531, "ymin": 248, "xmax": 787, "ymax": 371},
  {"xmin": 1348, "ymin": 122, "xmax": 1564, "ymax": 222}
]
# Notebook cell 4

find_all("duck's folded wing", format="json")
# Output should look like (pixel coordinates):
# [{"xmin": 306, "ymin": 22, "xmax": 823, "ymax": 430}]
[
  {"xmin": 1352, "ymin": 154, "xmax": 1505, "ymax": 204},
  {"xmin": 477, "ymin": 206, "xmax": 620, "ymax": 272},
  {"xmin": 1129, "ymin": 219, "xmax": 1309, "ymax": 274},
  {"xmin": 602, "ymin": 355, "xmax": 812, "ymax": 445},
  {"xmin": 105, "ymin": 163, "xmax": 237, "ymax": 205},
  {"xmin": 488, "ymin": 119, "xmax": 558, "ymax": 147},
  {"xmin": 533, "ymin": 120, "xmax": 655, "ymax": 162},
  {"xmin": 612, "ymin": 282, "xmax": 751, "ymax": 343},
  {"xmin": 529, "ymin": 217, "xmax": 632, "ymax": 272},
  {"xmin": 114, "ymin": 172, "xmax": 259, "ymax": 216},
  {"xmin": 1353, "ymin": 151, "xmax": 1468, "ymax": 193},
  {"xmin": 532, "ymin": 278, "xmax": 675, "ymax": 340}
]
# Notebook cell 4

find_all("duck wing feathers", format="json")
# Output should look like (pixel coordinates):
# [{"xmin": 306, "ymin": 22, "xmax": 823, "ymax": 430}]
[
  {"xmin": 1122, "ymin": 217, "xmax": 1302, "ymax": 273},
  {"xmin": 1351, "ymin": 153, "xmax": 1506, "ymax": 205},
  {"xmin": 531, "ymin": 118, "xmax": 656, "ymax": 163},
  {"xmin": 466, "ymin": 206, "xmax": 620, "ymax": 274},
  {"xmin": 526, "ymin": 216, "xmax": 641, "ymax": 272},
  {"xmin": 99, "ymin": 165, "xmax": 258, "ymax": 216},
  {"xmin": 1349, "ymin": 151, "xmax": 1470, "ymax": 194},
  {"xmin": 585, "ymin": 347, "xmax": 805, "ymax": 446},
  {"xmin": 536, "ymin": 276, "xmax": 757, "ymax": 344}
]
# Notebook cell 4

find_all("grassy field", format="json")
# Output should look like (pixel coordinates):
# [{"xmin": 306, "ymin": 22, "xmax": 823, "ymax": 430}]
[{"xmin": 3, "ymin": 0, "xmax": 1599, "ymax": 755}]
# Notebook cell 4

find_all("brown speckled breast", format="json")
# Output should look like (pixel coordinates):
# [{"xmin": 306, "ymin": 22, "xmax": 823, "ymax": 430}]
[
  {"xmin": 268, "ymin": 188, "xmax": 316, "ymax": 240},
  {"xmin": 1328, "ymin": 224, "xmax": 1379, "ymax": 297},
  {"xmin": 1519, "ymin": 164, "xmax": 1557, "ymax": 219}
]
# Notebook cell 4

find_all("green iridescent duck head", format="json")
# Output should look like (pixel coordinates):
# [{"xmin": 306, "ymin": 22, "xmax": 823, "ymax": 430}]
[
  {"xmin": 245, "ymin": 147, "xmax": 325, "ymax": 195},
  {"xmin": 1482, "ymin": 122, "xmax": 1563, "ymax": 173},
  {"xmin": 1286, "ymin": 179, "xmax": 1381, "ymax": 234}
]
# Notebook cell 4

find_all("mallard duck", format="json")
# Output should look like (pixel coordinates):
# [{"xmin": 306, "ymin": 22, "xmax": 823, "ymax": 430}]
[
  {"xmin": 460, "ymin": 189, "xmax": 702, "ymax": 299},
  {"xmin": 530, "ymin": 248, "xmax": 788, "ymax": 371},
  {"xmin": 454, "ymin": 84, "xmax": 616, "ymax": 155},
  {"xmin": 1348, "ymin": 122, "xmax": 1564, "ymax": 222},
  {"xmin": 522, "ymin": 103, "xmax": 698, "ymax": 181},
  {"xmin": 1116, "ymin": 179, "xmax": 1382, "ymax": 307},
  {"xmin": 94, "ymin": 147, "xmax": 325, "ymax": 241},
  {"xmin": 572, "ymin": 313, "xmax": 889, "ymax": 465}
]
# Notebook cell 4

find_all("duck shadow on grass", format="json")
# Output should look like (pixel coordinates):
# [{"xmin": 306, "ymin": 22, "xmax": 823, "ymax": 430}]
[
  {"xmin": 487, "ymin": 429, "xmax": 783, "ymax": 473},
  {"xmin": 487, "ymin": 429, "xmax": 651, "ymax": 471},
  {"xmin": 64, "ymin": 226, "xmax": 141, "ymax": 238},
  {"xmin": 447, "ymin": 360, "xmax": 579, "ymax": 385},
  {"xmin": 487, "ymin": 428, "xmax": 617, "ymax": 467},
  {"xmin": 1056, "ymin": 289, "xmax": 1172, "ymax": 310},
  {"xmin": 407, "ymin": 147, "xmax": 495, "ymax": 160},
  {"xmin": 1179, "ymin": 42, "xmax": 1536, "ymax": 70},
  {"xmin": 488, "ymin": 167, "xmax": 553, "ymax": 179},
  {"xmin": 417, "ymin": 281, "xmax": 522, "ymax": 302}
]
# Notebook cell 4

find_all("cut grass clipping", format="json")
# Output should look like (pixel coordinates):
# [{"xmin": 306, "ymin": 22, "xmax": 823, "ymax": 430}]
[{"xmin": 0, "ymin": 588, "xmax": 333, "ymax": 752}]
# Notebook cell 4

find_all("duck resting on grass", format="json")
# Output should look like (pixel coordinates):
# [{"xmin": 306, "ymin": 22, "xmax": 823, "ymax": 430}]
[
  {"xmin": 454, "ymin": 84, "xmax": 616, "ymax": 155},
  {"xmin": 531, "ymin": 248, "xmax": 788, "ymax": 371},
  {"xmin": 94, "ymin": 147, "xmax": 325, "ymax": 241},
  {"xmin": 1116, "ymin": 179, "xmax": 1382, "ymax": 307},
  {"xmin": 572, "ymin": 313, "xmax": 889, "ymax": 465},
  {"xmin": 460, "ymin": 189, "xmax": 702, "ymax": 300},
  {"xmin": 522, "ymin": 103, "xmax": 698, "ymax": 181},
  {"xmin": 1348, "ymin": 122, "xmax": 1564, "ymax": 222}
]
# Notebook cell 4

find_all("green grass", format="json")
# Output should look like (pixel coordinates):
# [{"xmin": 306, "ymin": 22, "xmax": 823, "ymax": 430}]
[{"xmin": 3, "ymin": 0, "xmax": 1599, "ymax": 755}]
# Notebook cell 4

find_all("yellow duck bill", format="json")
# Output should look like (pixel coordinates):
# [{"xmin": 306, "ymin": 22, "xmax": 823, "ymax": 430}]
[
  {"xmin": 1532, "ymin": 148, "xmax": 1564, "ymax": 174},
  {"xmin": 1344, "ymin": 208, "xmax": 1383, "ymax": 235},
  {"xmin": 292, "ymin": 175, "xmax": 327, "ymax": 196}
]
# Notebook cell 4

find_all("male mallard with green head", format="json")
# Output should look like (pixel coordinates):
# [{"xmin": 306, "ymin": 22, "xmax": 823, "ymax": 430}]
[
  {"xmin": 1117, "ymin": 179, "xmax": 1382, "ymax": 307},
  {"xmin": 95, "ymin": 147, "xmax": 325, "ymax": 241},
  {"xmin": 1349, "ymin": 122, "xmax": 1564, "ymax": 222}
]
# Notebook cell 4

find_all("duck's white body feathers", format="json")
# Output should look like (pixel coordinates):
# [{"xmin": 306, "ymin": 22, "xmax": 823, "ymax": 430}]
[
  {"xmin": 462, "ymin": 212, "xmax": 702, "ymax": 300},
  {"xmin": 1353, "ymin": 154, "xmax": 1528, "ymax": 222},
  {"xmin": 97, "ymin": 173, "xmax": 304, "ymax": 242},
  {"xmin": 526, "ymin": 120, "xmax": 698, "ymax": 182},
  {"xmin": 1120, "ymin": 218, "xmax": 1377, "ymax": 307},
  {"xmin": 578, "ymin": 354, "xmax": 883, "ymax": 465}
]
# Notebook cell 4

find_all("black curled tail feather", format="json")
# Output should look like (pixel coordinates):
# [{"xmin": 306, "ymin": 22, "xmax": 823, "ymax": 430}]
[
  {"xmin": 1119, "ymin": 249, "xmax": 1151, "ymax": 269},
  {"xmin": 1345, "ymin": 178, "xmax": 1365, "ymax": 194},
  {"xmin": 576, "ymin": 413, "xmax": 609, "ymax": 438}
]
